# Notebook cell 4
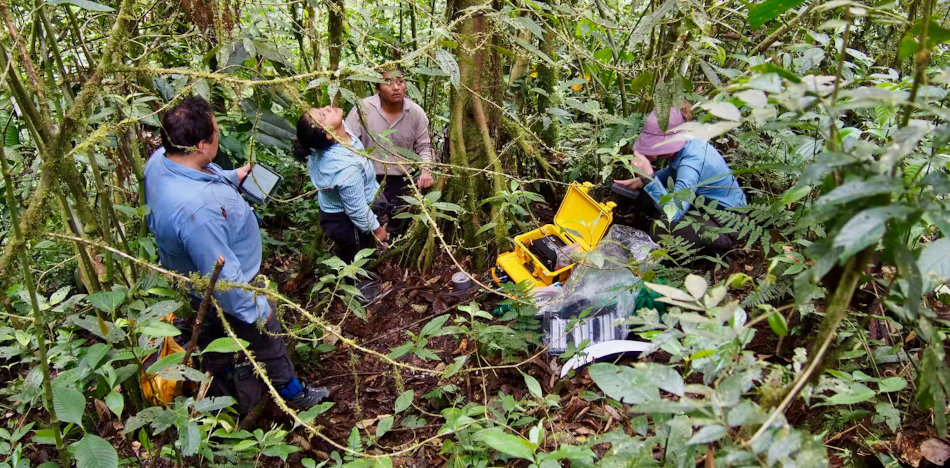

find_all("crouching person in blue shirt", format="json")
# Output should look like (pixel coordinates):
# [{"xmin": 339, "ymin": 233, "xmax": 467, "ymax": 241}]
[
  {"xmin": 616, "ymin": 106, "xmax": 747, "ymax": 252},
  {"xmin": 144, "ymin": 96, "xmax": 328, "ymax": 413}
]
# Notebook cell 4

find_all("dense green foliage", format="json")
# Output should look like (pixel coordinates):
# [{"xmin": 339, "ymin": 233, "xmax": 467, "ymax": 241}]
[{"xmin": 2, "ymin": 0, "xmax": 950, "ymax": 466}]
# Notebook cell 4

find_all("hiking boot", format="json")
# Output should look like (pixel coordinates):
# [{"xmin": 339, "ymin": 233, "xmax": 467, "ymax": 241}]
[
  {"xmin": 285, "ymin": 382, "xmax": 330, "ymax": 410},
  {"xmin": 354, "ymin": 272, "xmax": 383, "ymax": 304}
]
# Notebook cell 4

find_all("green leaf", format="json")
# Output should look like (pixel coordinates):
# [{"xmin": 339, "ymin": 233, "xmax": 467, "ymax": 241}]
[
  {"xmin": 899, "ymin": 19, "xmax": 950, "ymax": 60},
  {"xmin": 832, "ymin": 207, "xmax": 905, "ymax": 259},
  {"xmin": 104, "ymin": 391, "xmax": 124, "ymax": 418},
  {"xmin": 202, "ymin": 337, "xmax": 250, "ymax": 354},
  {"xmin": 512, "ymin": 36, "xmax": 555, "ymax": 65},
  {"xmin": 87, "ymin": 290, "xmax": 126, "ymax": 313},
  {"xmin": 146, "ymin": 351, "xmax": 184, "ymax": 374},
  {"xmin": 193, "ymin": 396, "xmax": 236, "ymax": 413},
  {"xmin": 919, "ymin": 237, "xmax": 950, "ymax": 291},
  {"xmin": 512, "ymin": 16, "xmax": 544, "ymax": 39},
  {"xmin": 123, "ymin": 406, "xmax": 165, "ymax": 434},
  {"xmin": 419, "ymin": 315, "xmax": 450, "ymax": 338},
  {"xmin": 823, "ymin": 382, "xmax": 876, "ymax": 405},
  {"xmin": 72, "ymin": 434, "xmax": 118, "ymax": 468},
  {"xmin": 874, "ymin": 401, "xmax": 901, "ymax": 432},
  {"xmin": 4, "ymin": 123, "xmax": 19, "ymax": 147},
  {"xmin": 629, "ymin": 71, "xmax": 654, "ymax": 94},
  {"xmin": 588, "ymin": 363, "xmax": 660, "ymax": 404},
  {"xmin": 140, "ymin": 321, "xmax": 181, "ymax": 338},
  {"xmin": 394, "ymin": 390, "xmax": 414, "ymax": 413},
  {"xmin": 347, "ymin": 426, "xmax": 363, "ymax": 453},
  {"xmin": 767, "ymin": 310, "xmax": 788, "ymax": 337},
  {"xmin": 701, "ymin": 101, "xmax": 741, "ymax": 121},
  {"xmin": 687, "ymin": 424, "xmax": 728, "ymax": 445},
  {"xmin": 748, "ymin": 0, "xmax": 807, "ymax": 29},
  {"xmin": 878, "ymin": 377, "xmax": 908, "ymax": 393},
  {"xmin": 816, "ymin": 178, "xmax": 896, "ymax": 207},
  {"xmin": 53, "ymin": 385, "xmax": 85, "ymax": 425},
  {"xmin": 636, "ymin": 363, "xmax": 685, "ymax": 396},
  {"xmin": 47, "ymin": 0, "xmax": 115, "ymax": 12},
  {"xmin": 435, "ymin": 49, "xmax": 460, "ymax": 89},
  {"xmin": 780, "ymin": 184, "xmax": 812, "ymax": 204},
  {"xmin": 263, "ymin": 444, "xmax": 301, "ymax": 461},
  {"xmin": 180, "ymin": 420, "xmax": 200, "ymax": 456},
  {"xmin": 146, "ymin": 300, "xmax": 182, "ymax": 317},
  {"xmin": 522, "ymin": 372, "xmax": 543, "ymax": 399},
  {"xmin": 645, "ymin": 282, "xmax": 695, "ymax": 303},
  {"xmin": 376, "ymin": 415, "xmax": 394, "ymax": 439},
  {"xmin": 750, "ymin": 63, "xmax": 802, "ymax": 83},
  {"xmin": 683, "ymin": 274, "xmax": 708, "ymax": 299},
  {"xmin": 478, "ymin": 429, "xmax": 536, "ymax": 461},
  {"xmin": 295, "ymin": 401, "xmax": 334, "ymax": 426}
]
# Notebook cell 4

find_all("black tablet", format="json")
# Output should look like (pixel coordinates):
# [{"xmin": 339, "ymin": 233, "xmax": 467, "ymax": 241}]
[
  {"xmin": 610, "ymin": 181, "xmax": 664, "ymax": 219},
  {"xmin": 239, "ymin": 164, "xmax": 283, "ymax": 204}
]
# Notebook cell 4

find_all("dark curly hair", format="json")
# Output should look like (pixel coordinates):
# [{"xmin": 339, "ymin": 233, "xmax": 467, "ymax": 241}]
[
  {"xmin": 292, "ymin": 112, "xmax": 335, "ymax": 161},
  {"xmin": 161, "ymin": 96, "xmax": 215, "ymax": 155}
]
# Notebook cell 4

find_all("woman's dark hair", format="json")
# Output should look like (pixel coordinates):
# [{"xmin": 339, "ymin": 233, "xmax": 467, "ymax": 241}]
[
  {"xmin": 161, "ymin": 96, "xmax": 215, "ymax": 155},
  {"xmin": 293, "ymin": 113, "xmax": 334, "ymax": 160}
]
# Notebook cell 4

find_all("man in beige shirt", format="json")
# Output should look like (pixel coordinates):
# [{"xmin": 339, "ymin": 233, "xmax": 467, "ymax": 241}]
[{"xmin": 345, "ymin": 67, "xmax": 434, "ymax": 232}]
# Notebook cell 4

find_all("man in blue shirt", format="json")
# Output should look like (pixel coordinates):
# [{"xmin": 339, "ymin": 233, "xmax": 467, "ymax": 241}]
[
  {"xmin": 616, "ymin": 106, "xmax": 747, "ymax": 251},
  {"xmin": 144, "ymin": 96, "xmax": 327, "ymax": 412}
]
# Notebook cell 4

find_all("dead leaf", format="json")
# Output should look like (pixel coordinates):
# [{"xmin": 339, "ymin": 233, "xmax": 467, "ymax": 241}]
[
  {"xmin": 572, "ymin": 425, "xmax": 595, "ymax": 435},
  {"xmin": 453, "ymin": 338, "xmax": 469, "ymax": 354},
  {"xmin": 603, "ymin": 404, "xmax": 623, "ymax": 421},
  {"xmin": 921, "ymin": 438, "xmax": 950, "ymax": 465},
  {"xmin": 410, "ymin": 304, "xmax": 427, "ymax": 313},
  {"xmin": 425, "ymin": 276, "xmax": 441, "ymax": 286},
  {"xmin": 291, "ymin": 433, "xmax": 312, "ymax": 451},
  {"xmin": 93, "ymin": 399, "xmax": 111, "ymax": 421},
  {"xmin": 902, "ymin": 440, "xmax": 924, "ymax": 467},
  {"xmin": 323, "ymin": 326, "xmax": 342, "ymax": 346},
  {"xmin": 355, "ymin": 414, "xmax": 390, "ymax": 430}
]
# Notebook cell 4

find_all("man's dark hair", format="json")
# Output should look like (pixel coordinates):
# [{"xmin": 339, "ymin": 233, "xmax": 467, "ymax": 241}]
[
  {"xmin": 292, "ymin": 112, "xmax": 334, "ymax": 161},
  {"xmin": 375, "ymin": 65, "xmax": 406, "ymax": 90},
  {"xmin": 160, "ymin": 96, "xmax": 215, "ymax": 155}
]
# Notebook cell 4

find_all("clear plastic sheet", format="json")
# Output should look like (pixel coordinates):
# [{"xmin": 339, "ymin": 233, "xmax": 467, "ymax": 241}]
[{"xmin": 540, "ymin": 225, "xmax": 659, "ymax": 354}]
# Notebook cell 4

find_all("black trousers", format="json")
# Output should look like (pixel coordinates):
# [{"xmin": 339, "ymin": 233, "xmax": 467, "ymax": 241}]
[
  {"xmin": 669, "ymin": 212, "xmax": 739, "ymax": 253},
  {"xmin": 192, "ymin": 298, "xmax": 295, "ymax": 414},
  {"xmin": 320, "ymin": 210, "xmax": 376, "ymax": 263},
  {"xmin": 645, "ymin": 209, "xmax": 738, "ymax": 254},
  {"xmin": 376, "ymin": 174, "xmax": 412, "ymax": 233}
]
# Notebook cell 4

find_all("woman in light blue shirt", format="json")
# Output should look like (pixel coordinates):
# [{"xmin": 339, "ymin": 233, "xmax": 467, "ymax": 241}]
[
  {"xmin": 616, "ymin": 106, "xmax": 747, "ymax": 251},
  {"xmin": 293, "ymin": 106, "xmax": 388, "ymax": 262}
]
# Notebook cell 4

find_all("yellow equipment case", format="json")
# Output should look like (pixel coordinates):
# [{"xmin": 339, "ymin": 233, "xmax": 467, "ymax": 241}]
[{"xmin": 492, "ymin": 182, "xmax": 616, "ymax": 289}]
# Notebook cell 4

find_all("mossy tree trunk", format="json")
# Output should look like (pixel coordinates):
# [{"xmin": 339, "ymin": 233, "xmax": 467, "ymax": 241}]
[{"xmin": 443, "ymin": 0, "xmax": 508, "ymax": 267}]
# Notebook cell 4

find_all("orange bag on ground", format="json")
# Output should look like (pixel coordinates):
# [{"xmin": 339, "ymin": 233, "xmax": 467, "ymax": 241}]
[{"xmin": 140, "ymin": 314, "xmax": 190, "ymax": 405}]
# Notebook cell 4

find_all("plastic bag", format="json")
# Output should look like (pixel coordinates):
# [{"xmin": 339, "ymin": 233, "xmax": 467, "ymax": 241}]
[
  {"xmin": 141, "ymin": 314, "xmax": 190, "ymax": 405},
  {"xmin": 541, "ymin": 225, "xmax": 659, "ymax": 354}
]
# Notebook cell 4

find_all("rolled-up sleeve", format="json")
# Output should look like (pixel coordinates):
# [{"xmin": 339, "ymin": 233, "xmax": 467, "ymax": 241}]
[
  {"xmin": 336, "ymin": 166, "xmax": 380, "ymax": 233},
  {"xmin": 180, "ymin": 216, "xmax": 269, "ymax": 323}
]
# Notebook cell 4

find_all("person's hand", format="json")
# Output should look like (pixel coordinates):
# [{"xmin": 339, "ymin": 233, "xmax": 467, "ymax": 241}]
[
  {"xmin": 373, "ymin": 226, "xmax": 388, "ymax": 244},
  {"xmin": 631, "ymin": 151, "xmax": 654, "ymax": 176},
  {"xmin": 237, "ymin": 163, "xmax": 253, "ymax": 182},
  {"xmin": 615, "ymin": 178, "xmax": 644, "ymax": 190},
  {"xmin": 416, "ymin": 169, "xmax": 434, "ymax": 189}
]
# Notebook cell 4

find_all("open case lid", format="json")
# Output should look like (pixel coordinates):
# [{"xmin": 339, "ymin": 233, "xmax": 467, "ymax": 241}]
[{"xmin": 554, "ymin": 182, "xmax": 616, "ymax": 250}]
